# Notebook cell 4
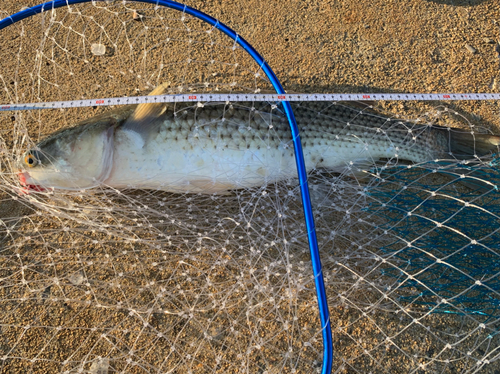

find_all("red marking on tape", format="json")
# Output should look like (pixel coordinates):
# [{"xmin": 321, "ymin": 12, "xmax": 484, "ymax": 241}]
[
  {"xmin": 443, "ymin": 95, "xmax": 451, "ymax": 99},
  {"xmin": 188, "ymin": 95, "xmax": 197, "ymax": 100},
  {"xmin": 362, "ymin": 95, "xmax": 370, "ymax": 99},
  {"xmin": 95, "ymin": 100, "xmax": 105, "ymax": 104},
  {"xmin": 1, "ymin": 106, "xmax": 10, "ymax": 109},
  {"xmin": 277, "ymin": 95, "xmax": 286, "ymax": 100}
]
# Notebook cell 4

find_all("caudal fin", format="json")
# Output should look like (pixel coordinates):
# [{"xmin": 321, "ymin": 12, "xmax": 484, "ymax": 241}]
[
  {"xmin": 435, "ymin": 127, "xmax": 500, "ymax": 160},
  {"xmin": 430, "ymin": 127, "xmax": 500, "ymax": 191}
]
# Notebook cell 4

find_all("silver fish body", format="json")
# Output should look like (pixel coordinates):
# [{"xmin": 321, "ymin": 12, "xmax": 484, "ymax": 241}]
[
  {"xmin": 19, "ymin": 97, "xmax": 500, "ymax": 194},
  {"xmin": 106, "ymin": 102, "xmax": 438, "ymax": 193}
]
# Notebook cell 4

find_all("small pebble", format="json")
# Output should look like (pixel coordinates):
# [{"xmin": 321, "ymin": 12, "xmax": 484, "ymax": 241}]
[
  {"xmin": 132, "ymin": 10, "xmax": 143, "ymax": 21},
  {"xmin": 89, "ymin": 358, "xmax": 109, "ymax": 374},
  {"xmin": 490, "ymin": 77, "xmax": 498, "ymax": 90},
  {"xmin": 91, "ymin": 44, "xmax": 106, "ymax": 56},
  {"xmin": 483, "ymin": 38, "xmax": 495, "ymax": 44},
  {"xmin": 465, "ymin": 44, "xmax": 477, "ymax": 54},
  {"xmin": 68, "ymin": 272, "xmax": 85, "ymax": 285}
]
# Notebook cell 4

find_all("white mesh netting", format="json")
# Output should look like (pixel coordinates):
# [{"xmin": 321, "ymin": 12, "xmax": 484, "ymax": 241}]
[{"xmin": 0, "ymin": 1, "xmax": 500, "ymax": 373}]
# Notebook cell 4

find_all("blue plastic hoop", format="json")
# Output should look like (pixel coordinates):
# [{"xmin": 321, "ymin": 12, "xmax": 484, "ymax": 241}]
[{"xmin": 0, "ymin": 1, "xmax": 333, "ymax": 372}]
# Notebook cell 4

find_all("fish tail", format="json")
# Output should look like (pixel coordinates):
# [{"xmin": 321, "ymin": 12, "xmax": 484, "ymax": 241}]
[
  {"xmin": 429, "ymin": 126, "xmax": 500, "ymax": 191},
  {"xmin": 434, "ymin": 127, "xmax": 500, "ymax": 160}
]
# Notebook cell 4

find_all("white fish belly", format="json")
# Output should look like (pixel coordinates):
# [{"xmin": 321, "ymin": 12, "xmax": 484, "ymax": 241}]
[
  {"xmin": 104, "ymin": 131, "xmax": 403, "ymax": 193},
  {"xmin": 104, "ymin": 128, "xmax": 299, "ymax": 193}
]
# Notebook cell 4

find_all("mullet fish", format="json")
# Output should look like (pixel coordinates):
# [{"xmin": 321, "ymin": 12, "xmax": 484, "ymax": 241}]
[{"xmin": 19, "ymin": 85, "xmax": 500, "ymax": 193}]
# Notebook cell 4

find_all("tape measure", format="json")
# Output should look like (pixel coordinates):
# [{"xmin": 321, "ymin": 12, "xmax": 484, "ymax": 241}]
[{"xmin": 1, "ymin": 92, "xmax": 500, "ymax": 111}]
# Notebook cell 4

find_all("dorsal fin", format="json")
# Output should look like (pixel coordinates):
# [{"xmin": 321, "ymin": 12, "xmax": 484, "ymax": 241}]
[{"xmin": 122, "ymin": 82, "xmax": 171, "ymax": 133}]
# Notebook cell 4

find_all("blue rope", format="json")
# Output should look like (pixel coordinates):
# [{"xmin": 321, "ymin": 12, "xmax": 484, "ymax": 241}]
[{"xmin": 0, "ymin": 1, "xmax": 333, "ymax": 373}]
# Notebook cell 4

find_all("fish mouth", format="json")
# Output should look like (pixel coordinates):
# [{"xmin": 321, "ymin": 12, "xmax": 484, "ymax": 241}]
[{"xmin": 18, "ymin": 170, "xmax": 47, "ymax": 193}]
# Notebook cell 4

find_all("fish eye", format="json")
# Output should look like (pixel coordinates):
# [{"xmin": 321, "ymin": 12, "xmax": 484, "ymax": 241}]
[{"xmin": 24, "ymin": 153, "xmax": 39, "ymax": 167}]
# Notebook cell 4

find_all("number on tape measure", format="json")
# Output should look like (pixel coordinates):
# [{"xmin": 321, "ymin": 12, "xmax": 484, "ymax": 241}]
[{"xmin": 1, "ymin": 92, "xmax": 499, "ymax": 111}]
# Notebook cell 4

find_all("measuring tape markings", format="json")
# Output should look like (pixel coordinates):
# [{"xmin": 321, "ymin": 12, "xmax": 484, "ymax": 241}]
[{"xmin": 1, "ymin": 93, "xmax": 500, "ymax": 111}]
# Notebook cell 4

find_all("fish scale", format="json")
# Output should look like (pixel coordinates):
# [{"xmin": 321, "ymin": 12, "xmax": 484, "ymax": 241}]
[
  {"xmin": 166, "ymin": 101, "xmax": 436, "ymax": 162},
  {"xmin": 165, "ymin": 101, "xmax": 423, "ymax": 151}
]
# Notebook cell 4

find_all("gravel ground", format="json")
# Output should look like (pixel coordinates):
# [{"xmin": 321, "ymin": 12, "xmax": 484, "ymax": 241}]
[{"xmin": 0, "ymin": 0, "xmax": 499, "ymax": 373}]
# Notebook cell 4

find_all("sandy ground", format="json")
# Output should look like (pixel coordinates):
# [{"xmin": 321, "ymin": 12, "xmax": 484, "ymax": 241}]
[{"xmin": 0, "ymin": 0, "xmax": 500, "ymax": 373}]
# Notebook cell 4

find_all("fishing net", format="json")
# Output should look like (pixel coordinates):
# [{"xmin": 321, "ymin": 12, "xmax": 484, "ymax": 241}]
[{"xmin": 0, "ymin": 1, "xmax": 500, "ymax": 373}]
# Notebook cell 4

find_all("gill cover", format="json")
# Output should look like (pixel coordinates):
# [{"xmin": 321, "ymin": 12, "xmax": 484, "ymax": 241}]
[{"xmin": 21, "ymin": 107, "xmax": 135, "ymax": 190}]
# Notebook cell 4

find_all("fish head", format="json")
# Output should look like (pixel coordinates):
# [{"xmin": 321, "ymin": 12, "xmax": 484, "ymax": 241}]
[{"xmin": 18, "ymin": 122, "xmax": 115, "ymax": 191}]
